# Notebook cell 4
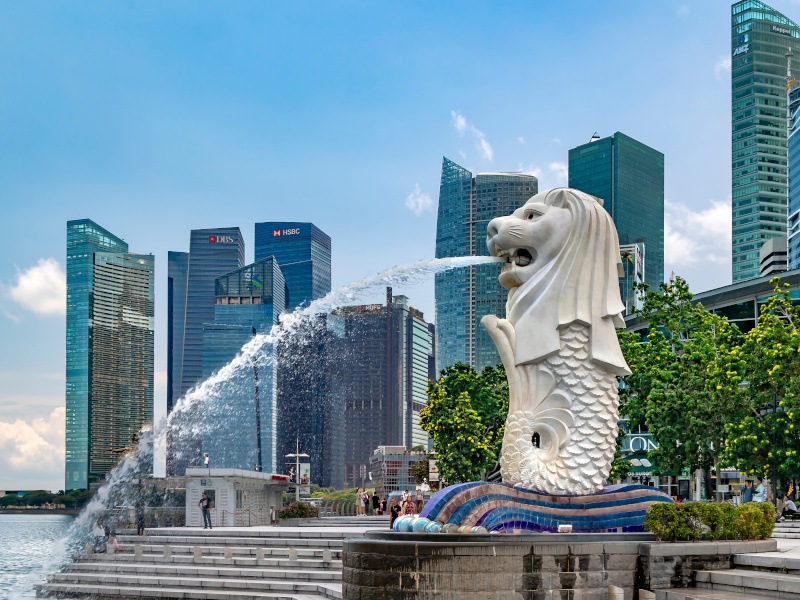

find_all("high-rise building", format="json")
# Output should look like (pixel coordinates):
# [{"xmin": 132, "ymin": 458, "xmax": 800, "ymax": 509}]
[
  {"xmin": 66, "ymin": 220, "xmax": 154, "ymax": 490},
  {"xmin": 788, "ymin": 50, "xmax": 800, "ymax": 269},
  {"xmin": 328, "ymin": 288, "xmax": 436, "ymax": 488},
  {"xmin": 167, "ymin": 251, "xmax": 189, "ymax": 414},
  {"xmin": 179, "ymin": 228, "xmax": 244, "ymax": 398},
  {"xmin": 199, "ymin": 257, "xmax": 285, "ymax": 473},
  {"xmin": 254, "ymin": 222, "xmax": 331, "ymax": 312},
  {"xmin": 568, "ymin": 132, "xmax": 665, "ymax": 301},
  {"xmin": 434, "ymin": 158, "xmax": 538, "ymax": 371},
  {"xmin": 731, "ymin": 1, "xmax": 800, "ymax": 281}
]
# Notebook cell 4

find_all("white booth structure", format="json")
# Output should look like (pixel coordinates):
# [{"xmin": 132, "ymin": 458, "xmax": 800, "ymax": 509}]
[{"xmin": 185, "ymin": 468, "xmax": 289, "ymax": 527}]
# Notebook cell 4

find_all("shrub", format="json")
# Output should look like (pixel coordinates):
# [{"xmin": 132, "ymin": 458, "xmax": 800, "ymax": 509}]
[
  {"xmin": 754, "ymin": 502, "xmax": 776, "ymax": 540},
  {"xmin": 735, "ymin": 502, "xmax": 764, "ymax": 540},
  {"xmin": 645, "ymin": 501, "xmax": 774, "ymax": 542},
  {"xmin": 644, "ymin": 502, "xmax": 686, "ymax": 542},
  {"xmin": 715, "ymin": 502, "xmax": 738, "ymax": 540},
  {"xmin": 679, "ymin": 503, "xmax": 709, "ymax": 541},
  {"xmin": 278, "ymin": 501, "xmax": 319, "ymax": 520}
]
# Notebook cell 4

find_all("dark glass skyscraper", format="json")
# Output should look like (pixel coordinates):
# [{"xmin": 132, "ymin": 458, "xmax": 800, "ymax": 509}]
[
  {"xmin": 434, "ymin": 157, "xmax": 538, "ymax": 371},
  {"xmin": 788, "ymin": 53, "xmax": 800, "ymax": 269},
  {"xmin": 167, "ymin": 251, "xmax": 189, "ymax": 414},
  {"xmin": 66, "ymin": 220, "xmax": 154, "ymax": 490},
  {"xmin": 199, "ymin": 257, "xmax": 285, "ymax": 472},
  {"xmin": 254, "ymin": 222, "xmax": 331, "ymax": 311},
  {"xmin": 731, "ymin": 1, "xmax": 800, "ymax": 281},
  {"xmin": 568, "ymin": 132, "xmax": 665, "ymax": 299},
  {"xmin": 179, "ymin": 228, "xmax": 244, "ymax": 398}
]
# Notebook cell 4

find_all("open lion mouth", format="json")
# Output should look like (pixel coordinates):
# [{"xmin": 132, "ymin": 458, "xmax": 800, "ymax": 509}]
[{"xmin": 496, "ymin": 247, "xmax": 535, "ymax": 267}]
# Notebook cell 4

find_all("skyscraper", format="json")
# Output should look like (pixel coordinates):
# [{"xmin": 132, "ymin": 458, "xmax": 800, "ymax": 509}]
[
  {"xmin": 327, "ymin": 288, "xmax": 436, "ymax": 488},
  {"xmin": 167, "ymin": 251, "xmax": 189, "ymax": 414},
  {"xmin": 788, "ymin": 50, "xmax": 800, "ymax": 269},
  {"xmin": 179, "ymin": 228, "xmax": 244, "ymax": 398},
  {"xmin": 568, "ymin": 132, "xmax": 665, "ymax": 302},
  {"xmin": 254, "ymin": 222, "xmax": 331, "ymax": 311},
  {"xmin": 434, "ymin": 157, "xmax": 538, "ymax": 372},
  {"xmin": 199, "ymin": 257, "xmax": 285, "ymax": 472},
  {"xmin": 66, "ymin": 220, "xmax": 154, "ymax": 490},
  {"xmin": 731, "ymin": 1, "xmax": 800, "ymax": 281}
]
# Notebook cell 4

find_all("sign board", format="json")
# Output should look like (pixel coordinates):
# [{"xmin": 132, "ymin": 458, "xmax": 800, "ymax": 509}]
[
  {"xmin": 428, "ymin": 459, "xmax": 439, "ymax": 482},
  {"xmin": 718, "ymin": 485, "xmax": 730, "ymax": 493},
  {"xmin": 299, "ymin": 462, "xmax": 311, "ymax": 495}
]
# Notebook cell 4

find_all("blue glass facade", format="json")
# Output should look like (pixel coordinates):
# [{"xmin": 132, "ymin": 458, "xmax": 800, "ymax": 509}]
[
  {"xmin": 788, "ymin": 82, "xmax": 800, "ymax": 268},
  {"xmin": 167, "ymin": 251, "xmax": 189, "ymax": 414},
  {"xmin": 200, "ymin": 258, "xmax": 285, "ymax": 472},
  {"xmin": 66, "ymin": 220, "xmax": 153, "ymax": 490},
  {"xmin": 568, "ymin": 132, "xmax": 665, "ymax": 299},
  {"xmin": 179, "ymin": 228, "xmax": 244, "ymax": 398},
  {"xmin": 254, "ymin": 222, "xmax": 331, "ymax": 311},
  {"xmin": 731, "ymin": 1, "xmax": 800, "ymax": 281},
  {"xmin": 434, "ymin": 157, "xmax": 538, "ymax": 371}
]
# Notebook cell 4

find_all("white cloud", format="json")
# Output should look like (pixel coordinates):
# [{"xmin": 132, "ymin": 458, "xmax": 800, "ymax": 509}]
[
  {"xmin": 715, "ymin": 57, "xmax": 732, "ymax": 80},
  {"xmin": 0, "ymin": 406, "xmax": 65, "ymax": 490},
  {"xmin": 548, "ymin": 162, "xmax": 568, "ymax": 185},
  {"xmin": 518, "ymin": 164, "xmax": 543, "ymax": 179},
  {"xmin": 405, "ymin": 184, "xmax": 434, "ymax": 216},
  {"xmin": 517, "ymin": 136, "xmax": 526, "ymax": 145},
  {"xmin": 450, "ymin": 110, "xmax": 494, "ymax": 161},
  {"xmin": 664, "ymin": 198, "xmax": 731, "ymax": 267},
  {"xmin": 5, "ymin": 258, "xmax": 66, "ymax": 317}
]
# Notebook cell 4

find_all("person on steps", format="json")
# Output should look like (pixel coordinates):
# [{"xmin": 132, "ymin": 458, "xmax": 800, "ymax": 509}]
[{"xmin": 199, "ymin": 492, "xmax": 213, "ymax": 529}]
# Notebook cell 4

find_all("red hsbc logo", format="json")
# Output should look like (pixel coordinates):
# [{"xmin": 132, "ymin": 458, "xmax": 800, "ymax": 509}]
[{"xmin": 273, "ymin": 228, "xmax": 300, "ymax": 237}]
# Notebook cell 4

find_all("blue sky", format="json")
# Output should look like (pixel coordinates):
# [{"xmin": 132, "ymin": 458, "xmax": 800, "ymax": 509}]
[{"xmin": 0, "ymin": 0, "xmax": 785, "ymax": 490}]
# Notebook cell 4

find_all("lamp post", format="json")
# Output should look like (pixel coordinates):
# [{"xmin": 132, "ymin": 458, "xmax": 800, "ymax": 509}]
[{"xmin": 285, "ymin": 437, "xmax": 309, "ymax": 503}]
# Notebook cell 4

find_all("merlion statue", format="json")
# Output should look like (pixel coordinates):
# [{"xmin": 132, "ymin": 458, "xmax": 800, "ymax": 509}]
[{"xmin": 481, "ymin": 188, "xmax": 631, "ymax": 495}]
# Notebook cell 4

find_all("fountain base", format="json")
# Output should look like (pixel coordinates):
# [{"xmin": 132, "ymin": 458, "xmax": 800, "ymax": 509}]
[{"xmin": 416, "ymin": 482, "xmax": 673, "ymax": 533}]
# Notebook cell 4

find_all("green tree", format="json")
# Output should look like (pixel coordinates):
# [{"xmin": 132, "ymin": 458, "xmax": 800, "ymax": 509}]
[
  {"xmin": 719, "ymin": 279, "xmax": 800, "ymax": 490},
  {"xmin": 619, "ymin": 278, "xmax": 744, "ymax": 494},
  {"xmin": 420, "ymin": 363, "xmax": 508, "ymax": 484}
]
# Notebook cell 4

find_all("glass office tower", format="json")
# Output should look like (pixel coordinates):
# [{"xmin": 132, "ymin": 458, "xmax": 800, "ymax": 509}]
[
  {"xmin": 254, "ymin": 222, "xmax": 331, "ymax": 311},
  {"xmin": 568, "ymin": 132, "xmax": 665, "ymax": 300},
  {"xmin": 788, "ymin": 58, "xmax": 800, "ymax": 268},
  {"xmin": 198, "ymin": 257, "xmax": 285, "ymax": 473},
  {"xmin": 731, "ymin": 1, "xmax": 800, "ymax": 281},
  {"xmin": 434, "ymin": 157, "xmax": 538, "ymax": 372},
  {"xmin": 65, "ymin": 220, "xmax": 154, "ymax": 490},
  {"xmin": 167, "ymin": 251, "xmax": 189, "ymax": 414},
  {"xmin": 179, "ymin": 228, "xmax": 244, "ymax": 398}
]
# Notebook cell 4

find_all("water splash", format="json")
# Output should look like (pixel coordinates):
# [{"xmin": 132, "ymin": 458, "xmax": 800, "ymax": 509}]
[{"xmin": 18, "ymin": 255, "xmax": 502, "ymax": 596}]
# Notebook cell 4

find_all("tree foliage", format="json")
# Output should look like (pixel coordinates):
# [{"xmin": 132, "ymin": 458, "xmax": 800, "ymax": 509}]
[
  {"xmin": 718, "ymin": 280, "xmax": 800, "ymax": 483},
  {"xmin": 420, "ymin": 363, "xmax": 508, "ymax": 484},
  {"xmin": 619, "ymin": 277, "xmax": 744, "ymax": 477}
]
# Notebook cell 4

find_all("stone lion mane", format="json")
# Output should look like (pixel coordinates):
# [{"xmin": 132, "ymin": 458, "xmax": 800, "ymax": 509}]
[{"xmin": 507, "ymin": 188, "xmax": 630, "ymax": 376}]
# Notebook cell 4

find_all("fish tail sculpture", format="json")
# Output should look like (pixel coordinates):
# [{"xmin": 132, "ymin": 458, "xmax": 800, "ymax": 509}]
[{"xmin": 482, "ymin": 188, "xmax": 632, "ymax": 495}]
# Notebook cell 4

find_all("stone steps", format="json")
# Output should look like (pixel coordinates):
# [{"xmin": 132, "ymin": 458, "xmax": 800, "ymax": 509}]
[
  {"xmin": 655, "ymin": 589, "xmax": 789, "ymax": 600},
  {"xmin": 35, "ymin": 582, "xmax": 331, "ymax": 600},
  {"xmin": 692, "ymin": 568, "xmax": 800, "ymax": 599},
  {"xmin": 734, "ymin": 552, "xmax": 800, "ymax": 574},
  {"xmin": 120, "ymin": 536, "xmax": 345, "ymax": 547},
  {"xmin": 78, "ymin": 553, "xmax": 341, "ymax": 568},
  {"xmin": 40, "ymin": 573, "xmax": 342, "ymax": 599},
  {"xmin": 64, "ymin": 561, "xmax": 342, "ymax": 581}
]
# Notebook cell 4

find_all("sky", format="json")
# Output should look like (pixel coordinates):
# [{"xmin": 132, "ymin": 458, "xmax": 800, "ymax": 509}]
[{"xmin": 0, "ymin": 0, "xmax": 788, "ymax": 491}]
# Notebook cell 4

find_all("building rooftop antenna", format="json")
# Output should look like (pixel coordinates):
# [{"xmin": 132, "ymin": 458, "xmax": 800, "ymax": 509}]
[{"xmin": 589, "ymin": 132, "xmax": 601, "ymax": 143}]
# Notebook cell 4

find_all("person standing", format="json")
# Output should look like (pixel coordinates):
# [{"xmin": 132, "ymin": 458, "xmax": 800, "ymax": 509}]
[
  {"xmin": 135, "ymin": 501, "xmax": 146, "ymax": 536},
  {"xmin": 371, "ymin": 491, "xmax": 380, "ymax": 515},
  {"xmin": 415, "ymin": 488, "xmax": 424, "ymax": 514},
  {"xmin": 199, "ymin": 492, "xmax": 213, "ymax": 529},
  {"xmin": 389, "ymin": 497, "xmax": 401, "ymax": 529},
  {"xmin": 92, "ymin": 518, "xmax": 107, "ymax": 553},
  {"xmin": 742, "ymin": 480, "xmax": 753, "ymax": 504},
  {"xmin": 754, "ymin": 477, "xmax": 767, "ymax": 503},
  {"xmin": 403, "ymin": 496, "xmax": 415, "ymax": 516}
]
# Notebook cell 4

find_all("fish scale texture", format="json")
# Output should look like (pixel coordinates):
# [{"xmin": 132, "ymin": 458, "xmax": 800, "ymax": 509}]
[{"xmin": 500, "ymin": 323, "xmax": 618, "ymax": 495}]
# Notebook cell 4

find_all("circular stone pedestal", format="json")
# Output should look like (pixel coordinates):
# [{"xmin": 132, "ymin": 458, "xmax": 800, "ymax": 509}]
[{"xmin": 343, "ymin": 531, "xmax": 653, "ymax": 600}]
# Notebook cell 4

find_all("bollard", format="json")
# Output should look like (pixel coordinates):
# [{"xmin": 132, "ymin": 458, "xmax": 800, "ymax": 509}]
[
  {"xmin": 288, "ymin": 548, "xmax": 298, "ymax": 561},
  {"xmin": 134, "ymin": 544, "xmax": 143, "ymax": 560},
  {"xmin": 322, "ymin": 549, "xmax": 332, "ymax": 562},
  {"xmin": 639, "ymin": 592, "xmax": 656, "ymax": 600},
  {"xmin": 193, "ymin": 547, "xmax": 202, "ymax": 559},
  {"xmin": 224, "ymin": 547, "xmax": 233, "ymax": 560},
  {"xmin": 84, "ymin": 543, "xmax": 93, "ymax": 557},
  {"xmin": 163, "ymin": 544, "xmax": 172, "ymax": 560},
  {"xmin": 608, "ymin": 585, "xmax": 624, "ymax": 600}
]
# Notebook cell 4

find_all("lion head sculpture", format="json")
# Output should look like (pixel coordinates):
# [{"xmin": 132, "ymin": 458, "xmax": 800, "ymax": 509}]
[{"xmin": 485, "ymin": 188, "xmax": 630, "ymax": 376}]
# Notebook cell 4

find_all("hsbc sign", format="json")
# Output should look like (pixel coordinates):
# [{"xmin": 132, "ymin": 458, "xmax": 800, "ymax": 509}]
[
  {"xmin": 208, "ymin": 235, "xmax": 235, "ymax": 243},
  {"xmin": 272, "ymin": 228, "xmax": 301, "ymax": 237}
]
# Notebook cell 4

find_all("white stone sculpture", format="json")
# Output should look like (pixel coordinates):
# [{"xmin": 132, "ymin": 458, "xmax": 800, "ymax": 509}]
[{"xmin": 482, "ymin": 188, "xmax": 631, "ymax": 495}]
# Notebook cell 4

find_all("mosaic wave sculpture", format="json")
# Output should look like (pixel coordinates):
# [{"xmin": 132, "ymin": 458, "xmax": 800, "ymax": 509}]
[{"xmin": 417, "ymin": 482, "xmax": 672, "ymax": 533}]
